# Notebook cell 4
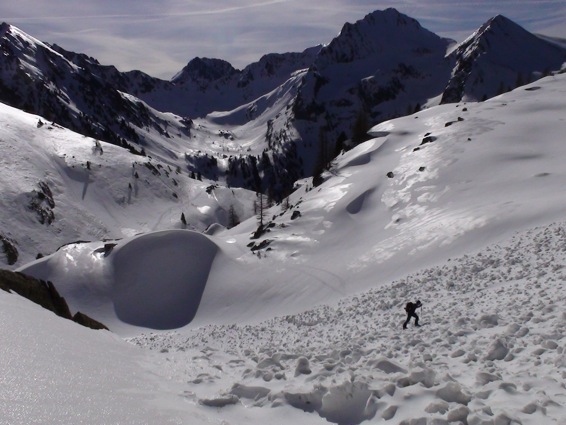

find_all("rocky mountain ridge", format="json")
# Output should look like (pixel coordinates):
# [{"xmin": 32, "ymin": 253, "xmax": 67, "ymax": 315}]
[{"xmin": 0, "ymin": 8, "xmax": 565, "ymax": 223}]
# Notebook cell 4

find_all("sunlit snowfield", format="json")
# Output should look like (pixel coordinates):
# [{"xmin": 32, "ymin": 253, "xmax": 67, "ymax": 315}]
[{"xmin": 1, "ymin": 73, "xmax": 564, "ymax": 423}]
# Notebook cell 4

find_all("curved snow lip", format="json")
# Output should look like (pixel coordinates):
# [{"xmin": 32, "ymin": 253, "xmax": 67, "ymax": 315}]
[{"xmin": 110, "ymin": 230, "xmax": 218, "ymax": 330}]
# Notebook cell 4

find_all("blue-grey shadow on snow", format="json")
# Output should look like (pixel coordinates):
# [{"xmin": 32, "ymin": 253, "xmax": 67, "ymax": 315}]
[{"xmin": 111, "ymin": 230, "xmax": 218, "ymax": 330}]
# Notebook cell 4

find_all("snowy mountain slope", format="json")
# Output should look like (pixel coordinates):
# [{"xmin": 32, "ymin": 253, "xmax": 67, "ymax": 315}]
[
  {"xmin": 3, "ymin": 9, "xmax": 565, "ymax": 203},
  {"xmin": 0, "ymin": 23, "xmax": 172, "ymax": 154},
  {"xmin": 130, "ymin": 222, "xmax": 566, "ymax": 424},
  {"xmin": 0, "ymin": 102, "xmax": 257, "ymax": 268},
  {"xmin": 7, "ymin": 207, "xmax": 566, "ymax": 423},
  {"xmin": 6, "ymin": 65, "xmax": 566, "ymax": 425},
  {"xmin": 18, "ymin": 72, "xmax": 566, "ymax": 334}
]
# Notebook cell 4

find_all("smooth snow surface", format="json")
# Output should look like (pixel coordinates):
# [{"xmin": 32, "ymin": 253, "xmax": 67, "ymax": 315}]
[{"xmin": 5, "ymin": 73, "xmax": 566, "ymax": 423}]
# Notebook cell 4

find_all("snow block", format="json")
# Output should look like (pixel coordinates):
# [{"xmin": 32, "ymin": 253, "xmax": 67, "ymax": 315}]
[
  {"xmin": 368, "ymin": 357, "xmax": 407, "ymax": 374},
  {"xmin": 199, "ymin": 394, "xmax": 240, "ymax": 407},
  {"xmin": 484, "ymin": 338, "xmax": 509, "ymax": 361},
  {"xmin": 294, "ymin": 357, "xmax": 312, "ymax": 376},
  {"xmin": 435, "ymin": 382, "xmax": 472, "ymax": 405}
]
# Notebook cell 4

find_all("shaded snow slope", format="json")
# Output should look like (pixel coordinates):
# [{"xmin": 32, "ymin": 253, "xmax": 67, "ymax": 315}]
[
  {"xmin": 110, "ymin": 231, "xmax": 218, "ymax": 329},
  {"xmin": 20, "ymin": 230, "xmax": 220, "ymax": 335}
]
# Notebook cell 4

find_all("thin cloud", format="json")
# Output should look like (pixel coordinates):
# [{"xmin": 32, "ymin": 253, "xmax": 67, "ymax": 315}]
[
  {"xmin": 4, "ymin": 0, "xmax": 566, "ymax": 79},
  {"xmin": 4, "ymin": 0, "xmax": 290, "ymax": 22}
]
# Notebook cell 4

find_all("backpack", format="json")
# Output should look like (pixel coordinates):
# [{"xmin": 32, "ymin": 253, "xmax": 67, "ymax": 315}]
[{"xmin": 405, "ymin": 302, "xmax": 414, "ymax": 313}]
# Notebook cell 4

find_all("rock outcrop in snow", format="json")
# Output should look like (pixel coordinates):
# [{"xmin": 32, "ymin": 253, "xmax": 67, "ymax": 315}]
[{"xmin": 0, "ymin": 269, "xmax": 107, "ymax": 330}]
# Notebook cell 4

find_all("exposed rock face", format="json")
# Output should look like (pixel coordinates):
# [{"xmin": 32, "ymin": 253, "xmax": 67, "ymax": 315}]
[
  {"xmin": 0, "ymin": 234, "xmax": 18, "ymax": 265},
  {"xmin": 0, "ymin": 269, "xmax": 108, "ymax": 330},
  {"xmin": 72, "ymin": 311, "xmax": 109, "ymax": 331}
]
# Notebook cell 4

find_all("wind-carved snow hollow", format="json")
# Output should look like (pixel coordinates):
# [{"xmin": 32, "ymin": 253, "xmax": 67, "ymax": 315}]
[{"xmin": 111, "ymin": 231, "xmax": 218, "ymax": 329}]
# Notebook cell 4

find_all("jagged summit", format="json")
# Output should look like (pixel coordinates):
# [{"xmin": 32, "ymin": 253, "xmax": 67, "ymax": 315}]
[
  {"xmin": 0, "ymin": 22, "xmax": 52, "ymax": 57},
  {"xmin": 478, "ymin": 14, "xmax": 524, "ymax": 36},
  {"xmin": 0, "ymin": 22, "xmax": 10, "ymax": 35},
  {"xmin": 292, "ymin": 8, "xmax": 452, "ymax": 175},
  {"xmin": 50, "ymin": 43, "xmax": 102, "ymax": 67},
  {"xmin": 358, "ymin": 7, "xmax": 427, "ymax": 32}
]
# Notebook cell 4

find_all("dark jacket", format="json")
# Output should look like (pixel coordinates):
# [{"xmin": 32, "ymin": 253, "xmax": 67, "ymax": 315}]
[{"xmin": 405, "ymin": 300, "xmax": 422, "ymax": 314}]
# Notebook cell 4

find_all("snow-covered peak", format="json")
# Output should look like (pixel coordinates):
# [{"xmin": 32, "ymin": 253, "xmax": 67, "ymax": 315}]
[
  {"xmin": 461, "ymin": 13, "xmax": 561, "ymax": 60},
  {"xmin": 442, "ymin": 14, "xmax": 566, "ymax": 103},
  {"xmin": 477, "ymin": 14, "xmax": 526, "ymax": 37},
  {"xmin": 1, "ymin": 22, "xmax": 44, "ymax": 49}
]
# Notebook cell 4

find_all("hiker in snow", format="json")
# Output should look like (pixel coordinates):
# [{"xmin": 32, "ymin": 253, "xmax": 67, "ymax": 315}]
[{"xmin": 403, "ymin": 300, "xmax": 422, "ymax": 329}]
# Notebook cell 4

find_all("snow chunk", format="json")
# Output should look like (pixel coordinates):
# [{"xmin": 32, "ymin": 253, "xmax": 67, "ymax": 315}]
[
  {"xmin": 200, "ymin": 394, "xmax": 239, "ymax": 407},
  {"xmin": 319, "ymin": 381, "xmax": 377, "ymax": 424},
  {"xmin": 409, "ymin": 367, "xmax": 436, "ymax": 388},
  {"xmin": 476, "ymin": 372, "xmax": 501, "ymax": 385},
  {"xmin": 447, "ymin": 405, "xmax": 470, "ymax": 422},
  {"xmin": 435, "ymin": 382, "xmax": 472, "ymax": 405},
  {"xmin": 425, "ymin": 400, "xmax": 449, "ymax": 414},
  {"xmin": 477, "ymin": 313, "xmax": 499, "ymax": 328},
  {"xmin": 230, "ymin": 383, "xmax": 270, "ymax": 400},
  {"xmin": 368, "ymin": 357, "xmax": 407, "ymax": 374},
  {"xmin": 294, "ymin": 357, "xmax": 312, "ymax": 376},
  {"xmin": 484, "ymin": 338, "xmax": 509, "ymax": 361}
]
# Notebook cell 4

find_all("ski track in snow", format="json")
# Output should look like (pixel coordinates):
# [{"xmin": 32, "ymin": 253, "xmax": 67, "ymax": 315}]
[{"xmin": 130, "ymin": 222, "xmax": 566, "ymax": 424}]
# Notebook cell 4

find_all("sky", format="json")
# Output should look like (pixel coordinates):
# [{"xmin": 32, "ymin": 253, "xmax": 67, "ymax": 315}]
[{"xmin": 4, "ymin": 1, "xmax": 566, "ymax": 80}]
